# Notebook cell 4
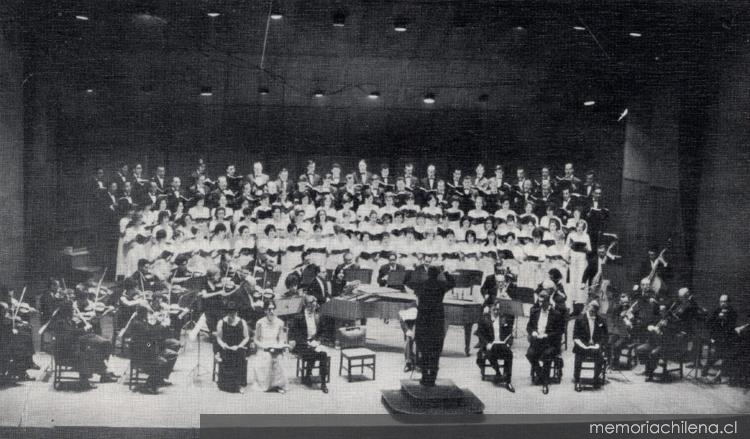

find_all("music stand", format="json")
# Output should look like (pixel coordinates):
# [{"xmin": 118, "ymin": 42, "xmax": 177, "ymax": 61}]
[
  {"xmin": 495, "ymin": 298, "xmax": 526, "ymax": 337},
  {"xmin": 345, "ymin": 269, "xmax": 373, "ymax": 285}
]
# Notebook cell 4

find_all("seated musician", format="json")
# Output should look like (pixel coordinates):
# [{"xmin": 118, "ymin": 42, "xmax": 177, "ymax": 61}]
[
  {"xmin": 378, "ymin": 253, "xmax": 405, "ymax": 287},
  {"xmin": 39, "ymin": 278, "xmax": 64, "ymax": 325},
  {"xmin": 51, "ymin": 301, "xmax": 119, "ymax": 389},
  {"xmin": 607, "ymin": 291, "xmax": 634, "ymax": 367},
  {"xmin": 572, "ymin": 300, "xmax": 608, "ymax": 388},
  {"xmin": 73, "ymin": 286, "xmax": 102, "ymax": 335},
  {"xmin": 215, "ymin": 302, "xmax": 251, "ymax": 393},
  {"xmin": 525, "ymin": 287, "xmax": 565, "ymax": 394},
  {"xmin": 672, "ymin": 287, "xmax": 703, "ymax": 338},
  {"xmin": 704, "ymin": 294, "xmax": 738, "ymax": 383},
  {"xmin": 637, "ymin": 303, "xmax": 680, "ymax": 382},
  {"xmin": 288, "ymin": 295, "xmax": 330, "ymax": 393},
  {"xmin": 476, "ymin": 299, "xmax": 516, "ymax": 392},
  {"xmin": 127, "ymin": 304, "xmax": 179, "ymax": 394},
  {"xmin": 0, "ymin": 287, "xmax": 39, "ymax": 382},
  {"xmin": 480, "ymin": 262, "xmax": 517, "ymax": 311}
]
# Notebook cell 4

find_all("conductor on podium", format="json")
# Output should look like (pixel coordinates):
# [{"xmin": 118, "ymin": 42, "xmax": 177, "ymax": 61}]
[{"xmin": 411, "ymin": 265, "xmax": 455, "ymax": 386}]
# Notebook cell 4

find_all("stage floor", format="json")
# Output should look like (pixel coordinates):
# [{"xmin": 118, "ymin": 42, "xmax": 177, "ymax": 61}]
[{"xmin": 1, "ymin": 318, "xmax": 748, "ymax": 429}]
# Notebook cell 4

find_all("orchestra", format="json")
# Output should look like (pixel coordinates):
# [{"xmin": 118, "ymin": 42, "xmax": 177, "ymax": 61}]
[{"xmin": 0, "ymin": 157, "xmax": 747, "ymax": 399}]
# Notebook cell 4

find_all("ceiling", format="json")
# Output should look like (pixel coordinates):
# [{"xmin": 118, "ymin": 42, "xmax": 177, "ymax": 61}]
[{"xmin": 3, "ymin": 0, "xmax": 748, "ymax": 114}]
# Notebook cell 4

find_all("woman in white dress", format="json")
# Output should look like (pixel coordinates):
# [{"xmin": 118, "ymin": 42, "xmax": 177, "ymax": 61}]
[
  {"xmin": 123, "ymin": 213, "xmax": 150, "ymax": 277},
  {"xmin": 116, "ymin": 208, "xmax": 135, "ymax": 279},
  {"xmin": 151, "ymin": 211, "xmax": 174, "ymax": 242},
  {"xmin": 518, "ymin": 227, "xmax": 548, "ymax": 289},
  {"xmin": 566, "ymin": 219, "xmax": 592, "ymax": 310},
  {"xmin": 249, "ymin": 301, "xmax": 289, "ymax": 393}
]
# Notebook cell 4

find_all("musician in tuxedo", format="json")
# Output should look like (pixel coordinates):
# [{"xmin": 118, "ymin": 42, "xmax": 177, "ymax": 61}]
[
  {"xmin": 288, "ymin": 295, "xmax": 330, "ymax": 393},
  {"xmin": 127, "ymin": 304, "xmax": 179, "ymax": 394},
  {"xmin": 556, "ymin": 187, "xmax": 576, "ymax": 222},
  {"xmin": 274, "ymin": 168, "xmax": 293, "ymax": 198},
  {"xmin": 704, "ymin": 294, "xmax": 738, "ymax": 383},
  {"xmin": 0, "ymin": 288, "xmax": 39, "ymax": 382},
  {"xmin": 51, "ymin": 301, "xmax": 118, "ymax": 389},
  {"xmin": 225, "ymin": 164, "xmax": 242, "ymax": 193},
  {"xmin": 582, "ymin": 243, "xmax": 620, "ymax": 288},
  {"xmin": 140, "ymin": 181, "xmax": 161, "ymax": 208},
  {"xmin": 572, "ymin": 300, "xmax": 608, "ymax": 387},
  {"xmin": 606, "ymin": 291, "xmax": 633, "ymax": 367},
  {"xmin": 115, "ymin": 163, "xmax": 129, "ymax": 188},
  {"xmin": 637, "ymin": 303, "xmax": 680, "ymax": 382},
  {"xmin": 582, "ymin": 171, "xmax": 598, "ymax": 198},
  {"xmin": 378, "ymin": 164, "xmax": 393, "ymax": 190},
  {"xmin": 475, "ymin": 299, "xmax": 516, "ymax": 392},
  {"xmin": 411, "ymin": 265, "xmax": 455, "ymax": 386},
  {"xmin": 638, "ymin": 246, "xmax": 672, "ymax": 287},
  {"xmin": 449, "ymin": 169, "xmax": 463, "ymax": 193},
  {"xmin": 101, "ymin": 181, "xmax": 119, "ymax": 215},
  {"xmin": 559, "ymin": 162, "xmax": 581, "ymax": 190},
  {"xmin": 526, "ymin": 288, "xmax": 565, "ymax": 394},
  {"xmin": 480, "ymin": 262, "xmax": 517, "ymax": 310},
  {"xmin": 378, "ymin": 253, "xmax": 405, "ymax": 287}
]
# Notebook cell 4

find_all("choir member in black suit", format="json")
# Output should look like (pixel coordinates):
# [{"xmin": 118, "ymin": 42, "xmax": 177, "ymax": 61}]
[
  {"xmin": 411, "ymin": 265, "xmax": 455, "ymax": 386},
  {"xmin": 475, "ymin": 299, "xmax": 516, "ymax": 392},
  {"xmin": 356, "ymin": 159, "xmax": 373, "ymax": 185},
  {"xmin": 288, "ymin": 295, "xmax": 330, "ymax": 393},
  {"xmin": 526, "ymin": 289, "xmax": 565, "ymax": 394},
  {"xmin": 151, "ymin": 166, "xmax": 167, "ymax": 193},
  {"xmin": 572, "ymin": 300, "xmax": 608, "ymax": 388}
]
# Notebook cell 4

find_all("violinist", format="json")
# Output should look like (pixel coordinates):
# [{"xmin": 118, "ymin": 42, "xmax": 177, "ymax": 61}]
[
  {"xmin": 127, "ymin": 304, "xmax": 179, "ymax": 394},
  {"xmin": 607, "ymin": 291, "xmax": 633, "ymax": 367},
  {"xmin": 624, "ymin": 279, "xmax": 660, "ymax": 339},
  {"xmin": 39, "ymin": 278, "xmax": 65, "ymax": 325},
  {"xmin": 704, "ymin": 294, "xmax": 738, "ymax": 383},
  {"xmin": 51, "ymin": 301, "xmax": 119, "ymax": 389},
  {"xmin": 637, "ymin": 303, "xmax": 678, "ymax": 382},
  {"xmin": 73, "ymin": 286, "xmax": 102, "ymax": 335},
  {"xmin": 0, "ymin": 286, "xmax": 39, "ymax": 381},
  {"xmin": 672, "ymin": 287, "xmax": 702, "ymax": 338}
]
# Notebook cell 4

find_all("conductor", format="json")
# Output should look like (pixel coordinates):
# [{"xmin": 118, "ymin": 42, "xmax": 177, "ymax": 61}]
[{"xmin": 408, "ymin": 265, "xmax": 455, "ymax": 387}]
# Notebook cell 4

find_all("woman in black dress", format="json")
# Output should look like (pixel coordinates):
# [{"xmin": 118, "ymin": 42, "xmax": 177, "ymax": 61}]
[{"xmin": 216, "ymin": 302, "xmax": 251, "ymax": 393}]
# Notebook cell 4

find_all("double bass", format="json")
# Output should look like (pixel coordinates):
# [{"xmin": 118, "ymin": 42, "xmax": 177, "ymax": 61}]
[{"xmin": 647, "ymin": 240, "xmax": 671, "ymax": 294}]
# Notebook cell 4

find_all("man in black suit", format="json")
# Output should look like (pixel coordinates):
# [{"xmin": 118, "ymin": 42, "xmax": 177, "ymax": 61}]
[
  {"xmin": 526, "ymin": 289, "xmax": 565, "ymax": 394},
  {"xmin": 288, "ymin": 295, "xmax": 329, "ymax": 393},
  {"xmin": 411, "ymin": 265, "xmax": 455, "ymax": 386},
  {"xmin": 356, "ymin": 159, "xmax": 373, "ymax": 185},
  {"xmin": 582, "ymin": 243, "xmax": 620, "ymax": 288},
  {"xmin": 480, "ymin": 262, "xmax": 517, "ymax": 310},
  {"xmin": 476, "ymin": 299, "xmax": 516, "ymax": 392},
  {"xmin": 638, "ymin": 246, "xmax": 672, "ymax": 291},
  {"xmin": 377, "ymin": 254, "xmax": 405, "ymax": 287},
  {"xmin": 572, "ymin": 300, "xmax": 608, "ymax": 388},
  {"xmin": 302, "ymin": 160, "xmax": 321, "ymax": 187}
]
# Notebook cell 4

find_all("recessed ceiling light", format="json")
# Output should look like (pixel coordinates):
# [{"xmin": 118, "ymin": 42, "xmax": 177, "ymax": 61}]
[
  {"xmin": 514, "ymin": 26, "xmax": 525, "ymax": 31},
  {"xmin": 313, "ymin": 90, "xmax": 325, "ymax": 98},
  {"xmin": 583, "ymin": 100, "xmax": 595, "ymax": 106},
  {"xmin": 394, "ymin": 18, "xmax": 408, "ymax": 32},
  {"xmin": 85, "ymin": 88, "xmax": 94, "ymax": 93},
  {"xmin": 629, "ymin": 32, "xmax": 642, "ymax": 37},
  {"xmin": 423, "ymin": 93, "xmax": 436, "ymax": 104},
  {"xmin": 573, "ymin": 26, "xmax": 586, "ymax": 31},
  {"xmin": 258, "ymin": 86, "xmax": 269, "ymax": 95},
  {"xmin": 200, "ymin": 86, "xmax": 213, "ymax": 96},
  {"xmin": 75, "ymin": 15, "xmax": 89, "ymax": 21},
  {"xmin": 394, "ymin": 26, "xmax": 407, "ymax": 32},
  {"xmin": 368, "ymin": 92, "xmax": 380, "ymax": 99},
  {"xmin": 207, "ymin": 12, "xmax": 220, "ymax": 18}
]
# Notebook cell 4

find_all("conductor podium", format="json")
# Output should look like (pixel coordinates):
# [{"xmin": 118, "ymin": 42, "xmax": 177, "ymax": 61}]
[{"xmin": 381, "ymin": 379, "xmax": 484, "ymax": 414}]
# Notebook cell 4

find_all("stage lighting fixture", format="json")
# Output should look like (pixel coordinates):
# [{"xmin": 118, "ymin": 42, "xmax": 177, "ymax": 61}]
[
  {"xmin": 368, "ymin": 92, "xmax": 380, "ymax": 99},
  {"xmin": 583, "ymin": 100, "xmax": 595, "ymax": 106},
  {"xmin": 333, "ymin": 10, "xmax": 346, "ymax": 27},
  {"xmin": 423, "ymin": 93, "xmax": 436, "ymax": 104},
  {"xmin": 200, "ymin": 86, "xmax": 213, "ymax": 96}
]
